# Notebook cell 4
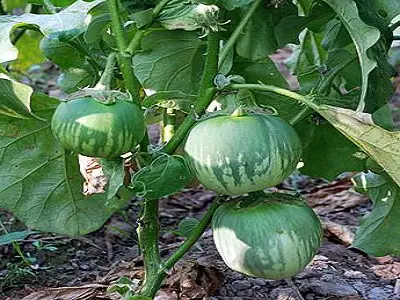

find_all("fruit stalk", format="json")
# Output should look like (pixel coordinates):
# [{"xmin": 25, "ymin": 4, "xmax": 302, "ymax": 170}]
[{"xmin": 161, "ymin": 32, "xmax": 219, "ymax": 154}]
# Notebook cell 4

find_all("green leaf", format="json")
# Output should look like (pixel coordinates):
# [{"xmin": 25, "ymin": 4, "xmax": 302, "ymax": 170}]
[
  {"xmin": 58, "ymin": 64, "xmax": 97, "ymax": 93},
  {"xmin": 39, "ymin": 36, "xmax": 85, "ymax": 69},
  {"xmin": 0, "ymin": 77, "xmax": 35, "ymax": 119},
  {"xmin": 101, "ymin": 157, "xmax": 125, "ymax": 202},
  {"xmin": 1, "ymin": 0, "xmax": 27, "ymax": 11},
  {"xmin": 352, "ymin": 173, "xmax": 400, "ymax": 256},
  {"xmin": 317, "ymin": 105, "xmax": 400, "ymax": 188},
  {"xmin": 0, "ymin": 0, "xmax": 104, "ymax": 63},
  {"xmin": 84, "ymin": 13, "xmax": 111, "ymax": 44},
  {"xmin": 133, "ymin": 31, "xmax": 206, "ymax": 95},
  {"xmin": 217, "ymin": 0, "xmax": 254, "ymax": 10},
  {"xmin": 132, "ymin": 154, "xmax": 193, "ymax": 200},
  {"xmin": 10, "ymin": 31, "xmax": 46, "ymax": 71},
  {"xmin": 372, "ymin": 105, "xmax": 396, "ymax": 131},
  {"xmin": 0, "ymin": 94, "xmax": 119, "ymax": 236},
  {"xmin": 237, "ymin": 2, "xmax": 297, "ymax": 60},
  {"xmin": 174, "ymin": 217, "xmax": 200, "ymax": 237},
  {"xmin": 142, "ymin": 91, "xmax": 197, "ymax": 114},
  {"xmin": 0, "ymin": 230, "xmax": 40, "ymax": 246},
  {"xmin": 321, "ymin": 0, "xmax": 380, "ymax": 112},
  {"xmin": 297, "ymin": 120, "xmax": 364, "ymax": 180},
  {"xmin": 233, "ymin": 58, "xmax": 303, "ymax": 122}
]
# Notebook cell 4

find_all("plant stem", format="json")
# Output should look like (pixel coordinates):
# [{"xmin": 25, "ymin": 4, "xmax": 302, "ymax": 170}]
[
  {"xmin": 107, "ymin": 0, "xmax": 141, "ymax": 102},
  {"xmin": 95, "ymin": 52, "xmax": 116, "ymax": 90},
  {"xmin": 126, "ymin": 30, "xmax": 145, "ymax": 55},
  {"xmin": 227, "ymin": 83, "xmax": 319, "ymax": 110},
  {"xmin": 137, "ymin": 199, "xmax": 162, "ymax": 297},
  {"xmin": 162, "ymin": 32, "xmax": 219, "ymax": 154},
  {"xmin": 163, "ymin": 198, "xmax": 220, "ymax": 269},
  {"xmin": 218, "ymin": 0, "xmax": 262, "ymax": 69},
  {"xmin": 289, "ymin": 107, "xmax": 311, "ymax": 125},
  {"xmin": 162, "ymin": 108, "xmax": 176, "ymax": 143},
  {"xmin": 152, "ymin": 0, "xmax": 171, "ymax": 18}
]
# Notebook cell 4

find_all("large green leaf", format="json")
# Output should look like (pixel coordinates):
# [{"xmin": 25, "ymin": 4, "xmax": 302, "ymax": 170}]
[
  {"xmin": 0, "ymin": 94, "xmax": 119, "ymax": 236},
  {"xmin": 133, "ymin": 31, "xmax": 205, "ymax": 95},
  {"xmin": 352, "ymin": 172, "xmax": 400, "ymax": 256},
  {"xmin": 132, "ymin": 154, "xmax": 193, "ymax": 200},
  {"xmin": 237, "ymin": 2, "xmax": 297, "ymax": 60},
  {"xmin": 10, "ymin": 31, "xmax": 46, "ymax": 71},
  {"xmin": 297, "ymin": 120, "xmax": 364, "ymax": 180},
  {"xmin": 0, "ymin": 0, "xmax": 103, "ymax": 63},
  {"xmin": 317, "ymin": 105, "xmax": 400, "ymax": 187},
  {"xmin": 0, "ymin": 77, "xmax": 35, "ymax": 119},
  {"xmin": 321, "ymin": 0, "xmax": 380, "ymax": 112}
]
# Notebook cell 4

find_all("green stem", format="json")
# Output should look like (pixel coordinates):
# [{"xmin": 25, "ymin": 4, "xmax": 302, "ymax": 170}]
[
  {"xmin": 218, "ymin": 0, "xmax": 262, "ymax": 69},
  {"xmin": 152, "ymin": 0, "xmax": 171, "ymax": 18},
  {"xmin": 107, "ymin": 0, "xmax": 141, "ymax": 102},
  {"xmin": 126, "ymin": 30, "xmax": 145, "ymax": 55},
  {"xmin": 163, "ymin": 198, "xmax": 220, "ymax": 269},
  {"xmin": 162, "ymin": 108, "xmax": 176, "ymax": 143},
  {"xmin": 95, "ymin": 52, "xmax": 116, "ymax": 90},
  {"xmin": 162, "ymin": 32, "xmax": 219, "ymax": 154},
  {"xmin": 228, "ymin": 83, "xmax": 318, "ymax": 110},
  {"xmin": 137, "ymin": 199, "xmax": 162, "ymax": 297},
  {"xmin": 289, "ymin": 107, "xmax": 311, "ymax": 125}
]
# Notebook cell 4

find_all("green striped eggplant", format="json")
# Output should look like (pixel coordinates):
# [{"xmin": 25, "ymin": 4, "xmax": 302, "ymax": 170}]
[
  {"xmin": 51, "ymin": 97, "xmax": 145, "ymax": 158},
  {"xmin": 183, "ymin": 112, "xmax": 302, "ymax": 195},
  {"xmin": 212, "ymin": 193, "xmax": 322, "ymax": 279}
]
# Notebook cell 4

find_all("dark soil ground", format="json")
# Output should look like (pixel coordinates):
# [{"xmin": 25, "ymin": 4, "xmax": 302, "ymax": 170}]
[{"xmin": 1, "ymin": 50, "xmax": 400, "ymax": 300}]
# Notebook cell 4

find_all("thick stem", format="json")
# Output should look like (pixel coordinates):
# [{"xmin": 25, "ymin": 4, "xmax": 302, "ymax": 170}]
[
  {"xmin": 289, "ymin": 107, "xmax": 311, "ymax": 125},
  {"xmin": 162, "ymin": 32, "xmax": 219, "ymax": 154},
  {"xmin": 126, "ymin": 30, "xmax": 145, "ymax": 55},
  {"xmin": 107, "ymin": 0, "xmax": 141, "ymax": 102},
  {"xmin": 137, "ymin": 199, "xmax": 162, "ymax": 297},
  {"xmin": 218, "ymin": 0, "xmax": 262, "ymax": 69},
  {"xmin": 163, "ymin": 198, "xmax": 220, "ymax": 269},
  {"xmin": 43, "ymin": 0, "xmax": 57, "ymax": 13}
]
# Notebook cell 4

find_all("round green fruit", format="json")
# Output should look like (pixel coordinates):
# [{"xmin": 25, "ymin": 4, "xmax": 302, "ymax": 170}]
[
  {"xmin": 212, "ymin": 193, "xmax": 322, "ymax": 279},
  {"xmin": 51, "ymin": 97, "xmax": 145, "ymax": 158},
  {"xmin": 183, "ymin": 113, "xmax": 302, "ymax": 195}
]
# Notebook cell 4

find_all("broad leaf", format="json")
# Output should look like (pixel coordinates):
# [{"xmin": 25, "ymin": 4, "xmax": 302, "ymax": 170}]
[
  {"xmin": 10, "ymin": 31, "xmax": 46, "ymax": 71},
  {"xmin": 317, "ymin": 105, "xmax": 400, "ymax": 187},
  {"xmin": 58, "ymin": 64, "xmax": 97, "ymax": 93},
  {"xmin": 321, "ymin": 0, "xmax": 380, "ymax": 111},
  {"xmin": 0, "ymin": 94, "xmax": 119, "ymax": 236},
  {"xmin": 0, "ymin": 230, "xmax": 39, "ymax": 246},
  {"xmin": 237, "ymin": 2, "xmax": 297, "ymax": 60},
  {"xmin": 0, "ymin": 0, "xmax": 104, "ymax": 63},
  {"xmin": 133, "ymin": 31, "xmax": 206, "ymax": 95},
  {"xmin": 0, "ymin": 77, "xmax": 35, "ymax": 119},
  {"xmin": 352, "ymin": 172, "xmax": 400, "ymax": 256},
  {"xmin": 132, "ymin": 154, "xmax": 193, "ymax": 200},
  {"xmin": 297, "ymin": 120, "xmax": 364, "ymax": 180}
]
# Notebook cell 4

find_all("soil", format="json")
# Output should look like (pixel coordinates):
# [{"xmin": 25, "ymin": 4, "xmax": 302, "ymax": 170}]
[{"xmin": 1, "ymin": 49, "xmax": 400, "ymax": 300}]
